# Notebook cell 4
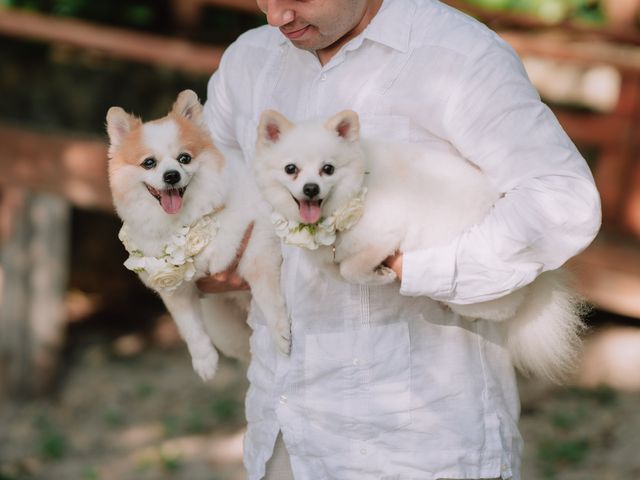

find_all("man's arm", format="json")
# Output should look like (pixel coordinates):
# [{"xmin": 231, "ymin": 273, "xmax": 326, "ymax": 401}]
[{"xmin": 399, "ymin": 39, "xmax": 601, "ymax": 304}]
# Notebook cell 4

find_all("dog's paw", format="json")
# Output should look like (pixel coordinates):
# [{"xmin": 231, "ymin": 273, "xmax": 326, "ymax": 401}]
[
  {"xmin": 374, "ymin": 265, "xmax": 397, "ymax": 283},
  {"xmin": 340, "ymin": 264, "xmax": 397, "ymax": 286},
  {"xmin": 192, "ymin": 347, "xmax": 219, "ymax": 381},
  {"xmin": 272, "ymin": 318, "xmax": 292, "ymax": 355}
]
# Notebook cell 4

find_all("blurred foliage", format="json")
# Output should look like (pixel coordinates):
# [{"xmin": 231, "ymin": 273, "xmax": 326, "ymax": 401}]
[
  {"xmin": 0, "ymin": 1, "xmax": 264, "ymax": 134},
  {"xmin": 0, "ymin": 37, "xmax": 209, "ymax": 135},
  {"xmin": 1, "ymin": 0, "xmax": 170, "ymax": 30},
  {"xmin": 34, "ymin": 415, "xmax": 69, "ymax": 460},
  {"xmin": 0, "ymin": 0, "xmax": 265, "ymax": 43},
  {"xmin": 466, "ymin": 0, "xmax": 604, "ymax": 25}
]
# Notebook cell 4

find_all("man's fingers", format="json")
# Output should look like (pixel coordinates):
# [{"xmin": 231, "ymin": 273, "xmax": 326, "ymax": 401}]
[
  {"xmin": 229, "ymin": 275, "xmax": 249, "ymax": 289},
  {"xmin": 213, "ymin": 271, "xmax": 229, "ymax": 282},
  {"xmin": 240, "ymin": 222, "xmax": 254, "ymax": 252},
  {"xmin": 195, "ymin": 222, "xmax": 254, "ymax": 294},
  {"xmin": 229, "ymin": 222, "xmax": 254, "ymax": 270},
  {"xmin": 195, "ymin": 273, "xmax": 250, "ymax": 293}
]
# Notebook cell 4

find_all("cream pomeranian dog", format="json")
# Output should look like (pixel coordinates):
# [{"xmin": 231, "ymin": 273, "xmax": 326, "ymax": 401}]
[
  {"xmin": 254, "ymin": 109, "xmax": 585, "ymax": 382},
  {"xmin": 106, "ymin": 90, "xmax": 290, "ymax": 381}
]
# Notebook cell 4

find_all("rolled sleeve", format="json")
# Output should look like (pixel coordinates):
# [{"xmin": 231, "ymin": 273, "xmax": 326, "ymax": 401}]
[{"xmin": 402, "ymin": 38, "xmax": 601, "ymax": 304}]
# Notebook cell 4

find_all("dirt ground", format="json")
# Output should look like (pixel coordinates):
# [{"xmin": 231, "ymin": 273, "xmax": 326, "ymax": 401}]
[{"xmin": 2, "ymin": 316, "xmax": 640, "ymax": 480}]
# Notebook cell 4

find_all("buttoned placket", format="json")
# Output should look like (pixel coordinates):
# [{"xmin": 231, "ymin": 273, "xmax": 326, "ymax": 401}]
[{"xmin": 273, "ymin": 247, "xmax": 302, "ymax": 449}]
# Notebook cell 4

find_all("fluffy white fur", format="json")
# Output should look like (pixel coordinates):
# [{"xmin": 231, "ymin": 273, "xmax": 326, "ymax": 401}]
[
  {"xmin": 254, "ymin": 109, "xmax": 585, "ymax": 382},
  {"xmin": 106, "ymin": 90, "xmax": 290, "ymax": 381}
]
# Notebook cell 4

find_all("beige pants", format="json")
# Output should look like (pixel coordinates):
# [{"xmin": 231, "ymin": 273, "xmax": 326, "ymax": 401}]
[
  {"xmin": 263, "ymin": 433, "xmax": 507, "ymax": 480},
  {"xmin": 264, "ymin": 433, "xmax": 294, "ymax": 480}
]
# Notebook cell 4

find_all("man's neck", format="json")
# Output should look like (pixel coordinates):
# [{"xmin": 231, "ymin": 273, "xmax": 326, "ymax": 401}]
[{"xmin": 315, "ymin": 0, "xmax": 383, "ymax": 65}]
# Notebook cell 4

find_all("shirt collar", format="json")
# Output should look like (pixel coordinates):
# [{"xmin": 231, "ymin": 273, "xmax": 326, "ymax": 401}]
[
  {"xmin": 277, "ymin": 0, "xmax": 414, "ymax": 54},
  {"xmin": 359, "ymin": 0, "xmax": 413, "ymax": 53}
]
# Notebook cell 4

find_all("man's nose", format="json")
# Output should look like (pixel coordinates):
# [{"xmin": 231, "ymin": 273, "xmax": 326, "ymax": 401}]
[{"xmin": 262, "ymin": 0, "xmax": 294, "ymax": 27}]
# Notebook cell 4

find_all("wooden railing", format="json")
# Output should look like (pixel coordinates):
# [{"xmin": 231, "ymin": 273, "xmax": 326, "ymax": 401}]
[{"xmin": 1, "ymin": 0, "xmax": 640, "ymax": 394}]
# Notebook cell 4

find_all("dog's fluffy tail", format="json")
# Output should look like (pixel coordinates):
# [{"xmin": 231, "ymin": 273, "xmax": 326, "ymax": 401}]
[{"xmin": 506, "ymin": 270, "xmax": 588, "ymax": 383}]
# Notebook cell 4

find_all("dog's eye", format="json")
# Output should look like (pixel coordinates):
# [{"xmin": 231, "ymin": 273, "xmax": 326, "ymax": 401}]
[
  {"xmin": 140, "ymin": 157, "xmax": 157, "ymax": 169},
  {"xmin": 284, "ymin": 164, "xmax": 298, "ymax": 175},
  {"xmin": 321, "ymin": 164, "xmax": 335, "ymax": 175},
  {"xmin": 177, "ymin": 153, "xmax": 192, "ymax": 165}
]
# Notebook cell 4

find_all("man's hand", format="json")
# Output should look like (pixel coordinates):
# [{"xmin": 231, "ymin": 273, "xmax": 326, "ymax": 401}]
[
  {"xmin": 196, "ymin": 223, "xmax": 253, "ymax": 294},
  {"xmin": 383, "ymin": 251, "xmax": 403, "ymax": 281}
]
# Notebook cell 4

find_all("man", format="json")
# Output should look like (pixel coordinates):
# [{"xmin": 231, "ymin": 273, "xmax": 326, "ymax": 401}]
[{"xmin": 199, "ymin": 0, "xmax": 601, "ymax": 479}]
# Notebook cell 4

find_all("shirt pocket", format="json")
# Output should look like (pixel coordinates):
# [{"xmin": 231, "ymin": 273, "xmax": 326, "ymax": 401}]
[{"xmin": 303, "ymin": 322, "xmax": 411, "ymax": 441}]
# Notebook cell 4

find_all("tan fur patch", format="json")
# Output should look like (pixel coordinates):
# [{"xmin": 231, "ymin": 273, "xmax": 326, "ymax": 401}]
[
  {"xmin": 109, "ymin": 112, "xmax": 225, "ymax": 178},
  {"xmin": 170, "ymin": 113, "xmax": 225, "ymax": 171}
]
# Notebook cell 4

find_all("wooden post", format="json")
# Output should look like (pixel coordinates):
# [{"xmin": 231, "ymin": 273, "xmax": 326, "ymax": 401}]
[{"xmin": 0, "ymin": 188, "xmax": 70, "ymax": 397}]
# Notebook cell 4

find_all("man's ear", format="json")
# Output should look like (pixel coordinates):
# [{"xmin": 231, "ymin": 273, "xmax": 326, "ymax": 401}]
[
  {"xmin": 324, "ymin": 110, "xmax": 360, "ymax": 142},
  {"xmin": 106, "ymin": 106, "xmax": 141, "ymax": 155},
  {"xmin": 172, "ymin": 89, "xmax": 204, "ymax": 126},
  {"xmin": 257, "ymin": 110, "xmax": 293, "ymax": 151}
]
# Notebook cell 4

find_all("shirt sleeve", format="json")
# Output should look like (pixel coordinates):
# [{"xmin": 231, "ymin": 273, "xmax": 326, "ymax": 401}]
[
  {"xmin": 399, "ymin": 39, "xmax": 601, "ymax": 304},
  {"xmin": 203, "ymin": 45, "xmax": 241, "ymax": 151}
]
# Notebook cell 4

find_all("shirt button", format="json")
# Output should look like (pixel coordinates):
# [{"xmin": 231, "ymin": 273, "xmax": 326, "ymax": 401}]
[
  {"xmin": 279, "ymin": 394, "xmax": 288, "ymax": 405},
  {"xmin": 320, "ymin": 73, "xmax": 327, "ymax": 81},
  {"xmin": 352, "ymin": 358, "xmax": 360, "ymax": 366},
  {"xmin": 360, "ymin": 448, "xmax": 367, "ymax": 455}
]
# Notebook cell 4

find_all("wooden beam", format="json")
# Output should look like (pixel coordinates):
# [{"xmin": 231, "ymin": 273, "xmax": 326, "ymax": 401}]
[
  {"xmin": 0, "ymin": 124, "xmax": 112, "ymax": 212},
  {"xmin": 0, "ymin": 9, "xmax": 224, "ymax": 74},
  {"xmin": 499, "ymin": 30, "xmax": 640, "ymax": 74},
  {"xmin": 569, "ymin": 235, "xmax": 640, "ymax": 318},
  {"xmin": 554, "ymin": 111, "xmax": 630, "ymax": 145}
]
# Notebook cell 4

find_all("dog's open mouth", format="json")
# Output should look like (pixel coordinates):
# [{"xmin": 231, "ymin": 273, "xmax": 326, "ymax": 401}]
[
  {"xmin": 293, "ymin": 196, "xmax": 323, "ymax": 224},
  {"xmin": 145, "ymin": 183, "xmax": 187, "ymax": 215}
]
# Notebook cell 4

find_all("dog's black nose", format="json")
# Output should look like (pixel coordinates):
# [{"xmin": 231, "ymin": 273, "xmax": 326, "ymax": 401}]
[
  {"xmin": 163, "ymin": 170, "xmax": 181, "ymax": 185},
  {"xmin": 303, "ymin": 183, "xmax": 320, "ymax": 198}
]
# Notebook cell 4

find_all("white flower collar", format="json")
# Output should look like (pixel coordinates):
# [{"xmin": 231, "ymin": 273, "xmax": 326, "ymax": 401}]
[
  {"xmin": 271, "ymin": 188, "xmax": 367, "ymax": 250},
  {"xmin": 119, "ymin": 209, "xmax": 221, "ymax": 292}
]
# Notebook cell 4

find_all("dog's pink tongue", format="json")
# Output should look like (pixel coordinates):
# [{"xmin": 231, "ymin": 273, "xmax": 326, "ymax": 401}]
[
  {"xmin": 160, "ymin": 190, "xmax": 182, "ymax": 214},
  {"xmin": 299, "ymin": 200, "xmax": 321, "ymax": 224}
]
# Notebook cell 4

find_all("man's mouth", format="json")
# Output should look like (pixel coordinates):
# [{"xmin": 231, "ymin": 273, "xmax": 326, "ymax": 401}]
[
  {"xmin": 145, "ymin": 183, "xmax": 186, "ymax": 215},
  {"xmin": 281, "ymin": 25, "xmax": 310, "ymax": 40},
  {"xmin": 293, "ymin": 196, "xmax": 323, "ymax": 224}
]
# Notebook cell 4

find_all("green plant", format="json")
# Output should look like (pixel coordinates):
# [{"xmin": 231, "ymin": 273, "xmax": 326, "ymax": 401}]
[{"xmin": 34, "ymin": 416, "xmax": 68, "ymax": 460}]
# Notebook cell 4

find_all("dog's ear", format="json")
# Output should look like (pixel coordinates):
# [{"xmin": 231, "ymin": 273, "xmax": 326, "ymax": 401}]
[
  {"xmin": 106, "ymin": 106, "xmax": 140, "ymax": 154},
  {"xmin": 325, "ymin": 110, "xmax": 360, "ymax": 142},
  {"xmin": 257, "ymin": 110, "xmax": 293, "ymax": 151},
  {"xmin": 172, "ymin": 89, "xmax": 204, "ymax": 126}
]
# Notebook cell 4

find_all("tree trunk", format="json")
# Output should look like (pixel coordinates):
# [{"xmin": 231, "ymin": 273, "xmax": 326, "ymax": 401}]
[{"xmin": 0, "ymin": 188, "xmax": 70, "ymax": 397}]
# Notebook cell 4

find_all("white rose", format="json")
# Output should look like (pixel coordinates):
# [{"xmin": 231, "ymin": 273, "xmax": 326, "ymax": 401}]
[
  {"xmin": 164, "ymin": 242, "xmax": 185, "ymax": 257},
  {"xmin": 123, "ymin": 255, "xmax": 146, "ymax": 273},
  {"xmin": 191, "ymin": 215, "xmax": 212, "ymax": 231},
  {"xmin": 334, "ymin": 195, "xmax": 365, "ymax": 231},
  {"xmin": 143, "ymin": 256, "xmax": 168, "ymax": 274},
  {"xmin": 315, "ymin": 225, "xmax": 336, "ymax": 247},
  {"xmin": 166, "ymin": 248, "xmax": 187, "ymax": 267},
  {"xmin": 183, "ymin": 261, "xmax": 196, "ymax": 282},
  {"xmin": 286, "ymin": 227, "xmax": 318, "ymax": 250},
  {"xmin": 271, "ymin": 212, "xmax": 291, "ymax": 239},
  {"xmin": 148, "ymin": 264, "xmax": 187, "ymax": 291},
  {"xmin": 185, "ymin": 227, "xmax": 210, "ymax": 256},
  {"xmin": 118, "ymin": 226, "xmax": 132, "ymax": 251},
  {"xmin": 170, "ymin": 227, "xmax": 188, "ymax": 248}
]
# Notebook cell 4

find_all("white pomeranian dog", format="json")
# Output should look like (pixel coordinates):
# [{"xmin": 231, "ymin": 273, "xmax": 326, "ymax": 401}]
[
  {"xmin": 254, "ymin": 109, "xmax": 585, "ymax": 382},
  {"xmin": 106, "ymin": 90, "xmax": 290, "ymax": 381}
]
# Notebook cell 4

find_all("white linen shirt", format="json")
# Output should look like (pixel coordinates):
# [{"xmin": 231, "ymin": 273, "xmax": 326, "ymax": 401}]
[{"xmin": 203, "ymin": 1, "xmax": 601, "ymax": 479}]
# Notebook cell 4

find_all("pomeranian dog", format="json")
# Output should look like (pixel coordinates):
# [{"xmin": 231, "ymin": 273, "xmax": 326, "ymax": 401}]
[
  {"xmin": 106, "ymin": 90, "xmax": 290, "ymax": 381},
  {"xmin": 254, "ymin": 109, "xmax": 585, "ymax": 382}
]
